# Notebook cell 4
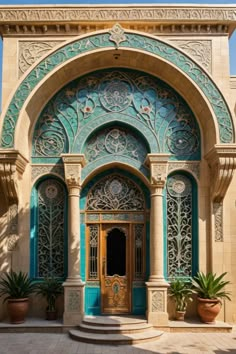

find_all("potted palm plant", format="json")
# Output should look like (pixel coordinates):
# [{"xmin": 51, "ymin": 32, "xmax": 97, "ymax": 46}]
[
  {"xmin": 192, "ymin": 271, "xmax": 231, "ymax": 324},
  {"xmin": 168, "ymin": 278, "xmax": 193, "ymax": 320},
  {"xmin": 0, "ymin": 271, "xmax": 36, "ymax": 324},
  {"xmin": 35, "ymin": 277, "xmax": 63, "ymax": 320}
]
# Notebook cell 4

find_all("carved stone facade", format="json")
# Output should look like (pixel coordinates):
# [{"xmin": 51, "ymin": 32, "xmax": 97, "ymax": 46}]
[{"xmin": 0, "ymin": 4, "xmax": 236, "ymax": 326}]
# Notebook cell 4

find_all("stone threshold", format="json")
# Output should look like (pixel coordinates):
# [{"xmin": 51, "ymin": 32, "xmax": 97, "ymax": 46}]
[{"xmin": 0, "ymin": 317, "xmax": 232, "ymax": 333}]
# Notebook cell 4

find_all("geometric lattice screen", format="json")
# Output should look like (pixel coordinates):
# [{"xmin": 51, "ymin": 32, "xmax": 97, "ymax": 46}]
[
  {"xmin": 37, "ymin": 178, "xmax": 66, "ymax": 278},
  {"xmin": 166, "ymin": 174, "xmax": 194, "ymax": 278}
]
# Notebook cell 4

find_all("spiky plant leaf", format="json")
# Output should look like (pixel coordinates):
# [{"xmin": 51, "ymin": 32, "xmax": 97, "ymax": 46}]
[
  {"xmin": 192, "ymin": 272, "xmax": 231, "ymax": 301},
  {"xmin": 0, "ymin": 271, "xmax": 36, "ymax": 302}
]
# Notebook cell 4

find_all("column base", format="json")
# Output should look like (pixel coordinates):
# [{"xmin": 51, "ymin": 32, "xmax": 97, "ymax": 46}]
[
  {"xmin": 146, "ymin": 282, "xmax": 169, "ymax": 327},
  {"xmin": 63, "ymin": 281, "xmax": 85, "ymax": 326}
]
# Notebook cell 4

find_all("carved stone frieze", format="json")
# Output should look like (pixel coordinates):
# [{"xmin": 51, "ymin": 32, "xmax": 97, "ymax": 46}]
[
  {"xmin": 168, "ymin": 162, "xmax": 200, "ymax": 180},
  {"xmin": 66, "ymin": 288, "xmax": 81, "ymax": 312},
  {"xmin": 0, "ymin": 6, "xmax": 235, "ymax": 23},
  {"xmin": 213, "ymin": 202, "xmax": 223, "ymax": 242},
  {"xmin": 31, "ymin": 164, "xmax": 64, "ymax": 182},
  {"xmin": 205, "ymin": 145, "xmax": 236, "ymax": 202},
  {"xmin": 19, "ymin": 41, "xmax": 63, "ymax": 77},
  {"xmin": 171, "ymin": 40, "xmax": 211, "ymax": 72}
]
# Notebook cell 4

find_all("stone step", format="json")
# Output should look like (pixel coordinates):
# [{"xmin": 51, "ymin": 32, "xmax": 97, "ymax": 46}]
[
  {"xmin": 79, "ymin": 322, "xmax": 153, "ymax": 334},
  {"xmin": 69, "ymin": 328, "xmax": 163, "ymax": 345},
  {"xmin": 82, "ymin": 315, "xmax": 147, "ymax": 327}
]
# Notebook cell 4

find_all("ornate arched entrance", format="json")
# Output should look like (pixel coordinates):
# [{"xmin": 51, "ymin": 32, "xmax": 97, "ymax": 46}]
[{"xmin": 84, "ymin": 173, "xmax": 147, "ymax": 315}]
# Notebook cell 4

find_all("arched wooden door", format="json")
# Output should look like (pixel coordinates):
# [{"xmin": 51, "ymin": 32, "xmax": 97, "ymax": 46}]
[{"xmin": 101, "ymin": 225, "xmax": 130, "ymax": 314}]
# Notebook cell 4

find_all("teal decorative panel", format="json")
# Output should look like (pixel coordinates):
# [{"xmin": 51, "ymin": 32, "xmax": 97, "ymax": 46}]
[
  {"xmin": 85, "ymin": 287, "xmax": 101, "ymax": 315},
  {"xmin": 0, "ymin": 28, "xmax": 232, "ymax": 148},
  {"xmin": 31, "ymin": 69, "xmax": 201, "ymax": 164},
  {"xmin": 132, "ymin": 287, "xmax": 146, "ymax": 315}
]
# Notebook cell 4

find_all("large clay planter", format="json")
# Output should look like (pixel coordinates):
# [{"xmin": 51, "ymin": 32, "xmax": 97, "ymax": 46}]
[
  {"xmin": 7, "ymin": 298, "xmax": 29, "ymax": 324},
  {"xmin": 197, "ymin": 297, "xmax": 221, "ymax": 324}
]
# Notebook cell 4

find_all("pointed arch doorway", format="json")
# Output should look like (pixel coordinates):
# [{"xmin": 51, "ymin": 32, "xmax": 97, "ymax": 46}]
[{"xmin": 86, "ymin": 173, "xmax": 146, "ymax": 315}]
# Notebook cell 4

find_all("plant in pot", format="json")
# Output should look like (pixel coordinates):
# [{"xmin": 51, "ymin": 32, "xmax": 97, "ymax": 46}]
[
  {"xmin": 35, "ymin": 277, "xmax": 63, "ymax": 320},
  {"xmin": 192, "ymin": 271, "xmax": 231, "ymax": 324},
  {"xmin": 168, "ymin": 278, "xmax": 193, "ymax": 320},
  {"xmin": 0, "ymin": 271, "xmax": 36, "ymax": 324}
]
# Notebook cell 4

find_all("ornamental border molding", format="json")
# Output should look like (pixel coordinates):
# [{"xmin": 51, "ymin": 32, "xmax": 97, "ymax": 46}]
[
  {"xmin": 213, "ymin": 202, "xmax": 223, "ymax": 242},
  {"xmin": 31, "ymin": 164, "xmax": 65, "ymax": 184},
  {"xmin": 0, "ymin": 26, "xmax": 234, "ymax": 148},
  {"xmin": 0, "ymin": 6, "xmax": 235, "ymax": 23},
  {"xmin": 168, "ymin": 161, "xmax": 200, "ymax": 180}
]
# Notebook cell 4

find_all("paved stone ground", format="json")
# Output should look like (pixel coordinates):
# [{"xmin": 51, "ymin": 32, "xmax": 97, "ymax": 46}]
[{"xmin": 0, "ymin": 327, "xmax": 236, "ymax": 354}]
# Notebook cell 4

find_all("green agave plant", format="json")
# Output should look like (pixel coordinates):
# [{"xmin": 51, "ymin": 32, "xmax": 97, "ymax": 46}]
[
  {"xmin": 35, "ymin": 277, "xmax": 63, "ymax": 312},
  {"xmin": 168, "ymin": 278, "xmax": 193, "ymax": 311},
  {"xmin": 0, "ymin": 271, "xmax": 36, "ymax": 301},
  {"xmin": 192, "ymin": 272, "xmax": 231, "ymax": 301}
]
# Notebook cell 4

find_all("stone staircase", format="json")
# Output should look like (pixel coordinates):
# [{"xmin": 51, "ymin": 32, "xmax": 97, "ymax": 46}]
[{"xmin": 69, "ymin": 316, "xmax": 163, "ymax": 345}]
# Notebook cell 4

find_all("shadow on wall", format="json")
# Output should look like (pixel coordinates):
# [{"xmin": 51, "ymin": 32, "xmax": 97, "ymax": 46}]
[{"xmin": 0, "ymin": 183, "xmax": 31, "ymax": 320}]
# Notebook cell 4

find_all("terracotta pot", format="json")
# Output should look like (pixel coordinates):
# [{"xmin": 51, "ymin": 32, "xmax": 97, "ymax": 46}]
[
  {"xmin": 7, "ymin": 298, "xmax": 29, "ymax": 324},
  {"xmin": 46, "ymin": 310, "xmax": 57, "ymax": 320},
  {"xmin": 175, "ymin": 311, "xmax": 185, "ymax": 321},
  {"xmin": 197, "ymin": 297, "xmax": 221, "ymax": 324}
]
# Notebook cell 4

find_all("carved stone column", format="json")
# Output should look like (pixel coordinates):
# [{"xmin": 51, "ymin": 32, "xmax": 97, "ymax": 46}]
[
  {"xmin": 0, "ymin": 150, "xmax": 28, "ymax": 251},
  {"xmin": 61, "ymin": 154, "xmax": 85, "ymax": 325},
  {"xmin": 145, "ymin": 154, "xmax": 170, "ymax": 326}
]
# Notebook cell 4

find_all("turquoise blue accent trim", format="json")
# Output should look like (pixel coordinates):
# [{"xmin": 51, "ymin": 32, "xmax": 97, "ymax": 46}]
[
  {"xmin": 30, "ymin": 175, "xmax": 68, "ymax": 280},
  {"xmin": 163, "ymin": 188, "xmax": 167, "ymax": 280},
  {"xmin": 132, "ymin": 287, "xmax": 146, "ymax": 315},
  {"xmin": 80, "ymin": 223, "xmax": 86, "ymax": 282}
]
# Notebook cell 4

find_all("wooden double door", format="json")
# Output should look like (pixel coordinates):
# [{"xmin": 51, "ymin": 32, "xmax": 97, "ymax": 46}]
[{"xmin": 101, "ymin": 224, "xmax": 131, "ymax": 314}]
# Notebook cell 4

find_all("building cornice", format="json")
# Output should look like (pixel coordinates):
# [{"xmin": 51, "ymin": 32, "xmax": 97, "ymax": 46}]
[{"xmin": 0, "ymin": 5, "xmax": 235, "ymax": 36}]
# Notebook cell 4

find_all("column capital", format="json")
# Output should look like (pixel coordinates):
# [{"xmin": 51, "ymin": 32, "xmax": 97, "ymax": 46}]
[
  {"xmin": 145, "ymin": 153, "xmax": 171, "ymax": 189},
  {"xmin": 205, "ymin": 144, "xmax": 236, "ymax": 202},
  {"xmin": 61, "ymin": 154, "xmax": 86, "ymax": 189}
]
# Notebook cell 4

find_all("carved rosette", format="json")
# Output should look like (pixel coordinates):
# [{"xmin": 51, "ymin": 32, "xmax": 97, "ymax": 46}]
[
  {"xmin": 61, "ymin": 154, "xmax": 85, "ymax": 192},
  {"xmin": 0, "ymin": 150, "xmax": 28, "ymax": 251},
  {"xmin": 205, "ymin": 145, "xmax": 236, "ymax": 203},
  {"xmin": 145, "ymin": 154, "xmax": 170, "ymax": 190}
]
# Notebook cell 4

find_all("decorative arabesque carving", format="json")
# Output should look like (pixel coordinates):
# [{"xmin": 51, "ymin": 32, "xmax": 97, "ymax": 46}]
[
  {"xmin": 31, "ymin": 164, "xmax": 64, "ymax": 182},
  {"xmin": 171, "ymin": 40, "xmax": 211, "ymax": 72},
  {"xmin": 168, "ymin": 162, "xmax": 200, "ymax": 180},
  {"xmin": 85, "ymin": 127, "xmax": 148, "ymax": 164},
  {"xmin": 19, "ymin": 41, "xmax": 62, "ymax": 77},
  {"xmin": 0, "ymin": 6, "xmax": 235, "ymax": 22},
  {"xmin": 87, "ymin": 174, "xmax": 145, "ymax": 211},
  {"xmin": 213, "ymin": 202, "xmax": 223, "ymax": 242},
  {"xmin": 167, "ymin": 174, "xmax": 193, "ymax": 278},
  {"xmin": 152, "ymin": 291, "xmax": 164, "ymax": 312},
  {"xmin": 32, "ymin": 70, "xmax": 200, "ymax": 161},
  {"xmin": 0, "ymin": 151, "xmax": 28, "ymax": 251}
]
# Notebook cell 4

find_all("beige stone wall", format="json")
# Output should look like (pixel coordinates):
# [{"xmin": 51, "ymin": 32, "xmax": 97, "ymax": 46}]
[{"xmin": 0, "ymin": 6, "xmax": 236, "ymax": 323}]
